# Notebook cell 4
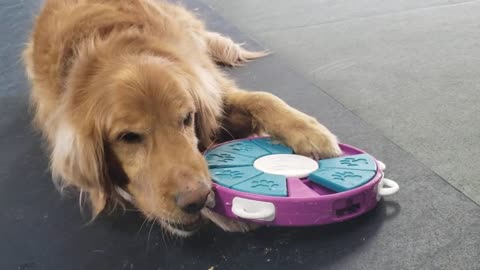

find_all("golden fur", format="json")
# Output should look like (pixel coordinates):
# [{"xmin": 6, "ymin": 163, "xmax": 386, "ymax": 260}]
[{"xmin": 24, "ymin": 0, "xmax": 341, "ymax": 236}]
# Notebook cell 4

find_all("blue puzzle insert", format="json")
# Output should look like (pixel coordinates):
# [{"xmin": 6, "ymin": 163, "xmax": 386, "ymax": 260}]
[
  {"xmin": 205, "ymin": 150, "xmax": 257, "ymax": 168},
  {"xmin": 250, "ymin": 138, "xmax": 293, "ymax": 154},
  {"xmin": 210, "ymin": 164, "xmax": 288, "ymax": 197},
  {"xmin": 231, "ymin": 173, "xmax": 287, "ymax": 197},
  {"xmin": 212, "ymin": 140, "xmax": 271, "ymax": 158},
  {"xmin": 210, "ymin": 166, "xmax": 263, "ymax": 188},
  {"xmin": 309, "ymin": 169, "xmax": 376, "ymax": 192},
  {"xmin": 309, "ymin": 154, "xmax": 378, "ymax": 192},
  {"xmin": 318, "ymin": 154, "xmax": 377, "ymax": 171},
  {"xmin": 206, "ymin": 139, "xmax": 292, "ymax": 196}
]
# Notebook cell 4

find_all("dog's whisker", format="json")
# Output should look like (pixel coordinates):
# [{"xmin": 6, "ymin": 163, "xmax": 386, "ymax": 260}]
[
  {"xmin": 218, "ymin": 125, "xmax": 235, "ymax": 142},
  {"xmin": 163, "ymin": 220, "xmax": 177, "ymax": 242},
  {"xmin": 124, "ymin": 208, "xmax": 143, "ymax": 212},
  {"xmin": 78, "ymin": 189, "xmax": 85, "ymax": 214},
  {"xmin": 204, "ymin": 138, "xmax": 217, "ymax": 152},
  {"xmin": 159, "ymin": 224, "xmax": 167, "ymax": 247},
  {"xmin": 136, "ymin": 215, "xmax": 151, "ymax": 237},
  {"xmin": 147, "ymin": 217, "xmax": 157, "ymax": 248}
]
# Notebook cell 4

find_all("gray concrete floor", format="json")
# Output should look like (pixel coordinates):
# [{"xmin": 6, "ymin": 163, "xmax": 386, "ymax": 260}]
[
  {"xmin": 1, "ymin": 1, "xmax": 479, "ymax": 269},
  {"xmin": 202, "ymin": 0, "xmax": 480, "ymax": 204}
]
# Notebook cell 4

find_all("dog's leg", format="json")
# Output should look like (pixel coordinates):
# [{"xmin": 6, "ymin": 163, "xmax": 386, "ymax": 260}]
[
  {"xmin": 203, "ymin": 89, "xmax": 340, "ymax": 232},
  {"xmin": 205, "ymin": 32, "xmax": 269, "ymax": 66},
  {"xmin": 223, "ymin": 90, "xmax": 341, "ymax": 159}
]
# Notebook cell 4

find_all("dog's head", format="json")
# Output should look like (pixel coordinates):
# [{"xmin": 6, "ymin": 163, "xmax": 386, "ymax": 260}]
[{"xmin": 50, "ymin": 51, "xmax": 221, "ymax": 236}]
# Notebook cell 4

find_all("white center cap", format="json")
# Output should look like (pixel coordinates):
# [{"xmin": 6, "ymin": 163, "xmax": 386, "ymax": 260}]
[{"xmin": 253, "ymin": 154, "xmax": 319, "ymax": 178}]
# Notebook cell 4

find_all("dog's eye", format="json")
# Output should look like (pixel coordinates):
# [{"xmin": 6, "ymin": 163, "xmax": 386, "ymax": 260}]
[
  {"xmin": 117, "ymin": 132, "xmax": 143, "ymax": 144},
  {"xmin": 183, "ymin": 112, "xmax": 194, "ymax": 127}
]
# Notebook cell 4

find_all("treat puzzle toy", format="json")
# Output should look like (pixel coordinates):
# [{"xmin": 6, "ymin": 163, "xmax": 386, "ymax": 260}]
[{"xmin": 204, "ymin": 137, "xmax": 399, "ymax": 226}]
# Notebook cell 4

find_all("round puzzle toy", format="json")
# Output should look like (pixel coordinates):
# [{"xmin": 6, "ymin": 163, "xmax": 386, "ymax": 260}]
[{"xmin": 204, "ymin": 137, "xmax": 399, "ymax": 226}]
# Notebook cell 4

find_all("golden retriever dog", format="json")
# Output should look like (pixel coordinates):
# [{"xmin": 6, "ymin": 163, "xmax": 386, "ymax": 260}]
[{"xmin": 23, "ymin": 0, "xmax": 341, "ymax": 236}]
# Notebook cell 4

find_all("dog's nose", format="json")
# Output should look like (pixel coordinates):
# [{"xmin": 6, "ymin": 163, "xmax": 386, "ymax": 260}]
[{"xmin": 176, "ymin": 184, "xmax": 211, "ymax": 214}]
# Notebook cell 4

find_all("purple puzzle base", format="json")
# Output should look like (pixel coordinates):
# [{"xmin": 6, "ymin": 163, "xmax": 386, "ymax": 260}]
[{"xmin": 209, "ymin": 142, "xmax": 384, "ymax": 226}]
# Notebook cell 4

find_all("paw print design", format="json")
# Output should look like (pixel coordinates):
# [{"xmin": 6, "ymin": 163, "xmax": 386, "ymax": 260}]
[
  {"xmin": 332, "ymin": 171, "xmax": 362, "ymax": 181},
  {"xmin": 340, "ymin": 157, "xmax": 368, "ymax": 167},
  {"xmin": 214, "ymin": 169, "xmax": 243, "ymax": 179},
  {"xmin": 251, "ymin": 179, "xmax": 280, "ymax": 189},
  {"xmin": 207, "ymin": 153, "xmax": 235, "ymax": 163},
  {"xmin": 229, "ymin": 143, "xmax": 254, "ymax": 152}
]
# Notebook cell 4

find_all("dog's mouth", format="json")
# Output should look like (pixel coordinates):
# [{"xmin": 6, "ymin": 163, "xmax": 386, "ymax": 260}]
[
  {"xmin": 169, "ymin": 219, "xmax": 202, "ymax": 231},
  {"xmin": 162, "ymin": 217, "xmax": 204, "ymax": 237}
]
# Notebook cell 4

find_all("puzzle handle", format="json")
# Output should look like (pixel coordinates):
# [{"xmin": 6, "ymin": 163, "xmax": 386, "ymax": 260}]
[
  {"xmin": 378, "ymin": 178, "xmax": 399, "ymax": 196},
  {"xmin": 231, "ymin": 197, "xmax": 276, "ymax": 221},
  {"xmin": 377, "ymin": 160, "xmax": 386, "ymax": 170}
]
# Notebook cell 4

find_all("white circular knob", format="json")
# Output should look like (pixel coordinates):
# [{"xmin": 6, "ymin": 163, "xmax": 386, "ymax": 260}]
[{"xmin": 253, "ymin": 154, "xmax": 319, "ymax": 178}]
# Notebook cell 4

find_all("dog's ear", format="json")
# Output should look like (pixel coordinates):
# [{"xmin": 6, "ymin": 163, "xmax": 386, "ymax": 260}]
[
  {"xmin": 50, "ymin": 117, "xmax": 111, "ymax": 217},
  {"xmin": 194, "ymin": 98, "xmax": 220, "ymax": 148},
  {"xmin": 185, "ymin": 68, "xmax": 223, "ymax": 148}
]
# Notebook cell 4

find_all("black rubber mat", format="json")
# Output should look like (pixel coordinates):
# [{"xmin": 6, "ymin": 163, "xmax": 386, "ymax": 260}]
[{"xmin": 1, "ymin": 1, "xmax": 478, "ymax": 269}]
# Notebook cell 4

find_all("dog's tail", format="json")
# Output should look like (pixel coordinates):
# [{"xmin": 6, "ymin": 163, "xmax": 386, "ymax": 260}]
[{"xmin": 206, "ymin": 32, "xmax": 270, "ymax": 66}]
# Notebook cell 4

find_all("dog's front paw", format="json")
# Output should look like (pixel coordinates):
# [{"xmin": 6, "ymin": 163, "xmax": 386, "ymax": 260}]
[{"xmin": 280, "ymin": 117, "xmax": 342, "ymax": 160}]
